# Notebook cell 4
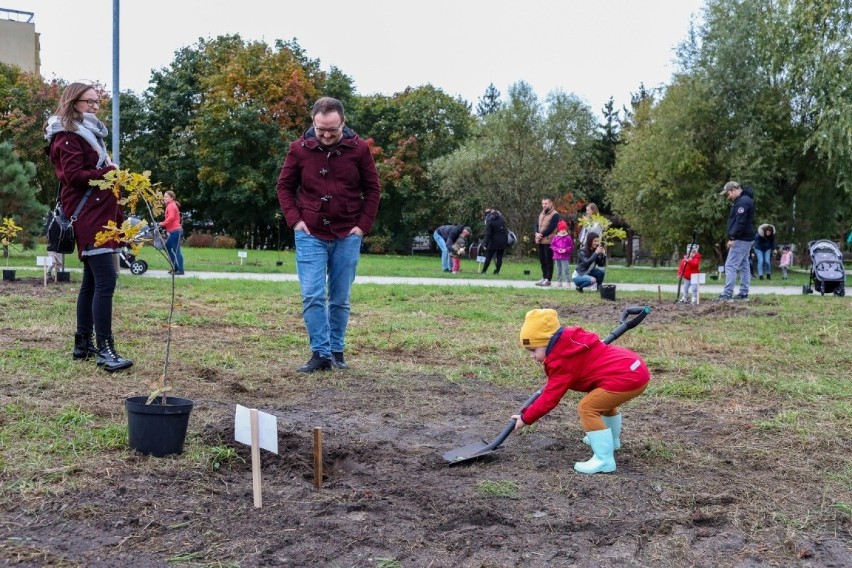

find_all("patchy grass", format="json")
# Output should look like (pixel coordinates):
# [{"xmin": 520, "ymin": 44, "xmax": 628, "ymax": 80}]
[
  {"xmin": 0, "ymin": 275, "xmax": 849, "ymax": 565},
  {"xmin": 475, "ymin": 480, "xmax": 521, "ymax": 498}
]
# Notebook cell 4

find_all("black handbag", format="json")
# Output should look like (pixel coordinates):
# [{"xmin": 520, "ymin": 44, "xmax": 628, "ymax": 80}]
[{"xmin": 46, "ymin": 184, "xmax": 93, "ymax": 254}]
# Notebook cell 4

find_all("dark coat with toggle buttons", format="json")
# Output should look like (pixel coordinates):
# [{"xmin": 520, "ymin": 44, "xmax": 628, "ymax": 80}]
[{"xmin": 276, "ymin": 126, "xmax": 381, "ymax": 240}]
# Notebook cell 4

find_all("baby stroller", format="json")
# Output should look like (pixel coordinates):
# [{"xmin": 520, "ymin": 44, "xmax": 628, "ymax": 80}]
[
  {"xmin": 118, "ymin": 246, "xmax": 148, "ymax": 275},
  {"xmin": 802, "ymin": 239, "xmax": 846, "ymax": 296},
  {"xmin": 117, "ymin": 217, "xmax": 163, "ymax": 276}
]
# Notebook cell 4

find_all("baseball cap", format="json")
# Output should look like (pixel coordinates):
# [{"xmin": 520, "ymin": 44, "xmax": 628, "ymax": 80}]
[{"xmin": 720, "ymin": 181, "xmax": 740, "ymax": 195}]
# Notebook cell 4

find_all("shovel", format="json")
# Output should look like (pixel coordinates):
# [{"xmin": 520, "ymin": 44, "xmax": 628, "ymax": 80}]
[{"xmin": 443, "ymin": 305, "xmax": 651, "ymax": 465}]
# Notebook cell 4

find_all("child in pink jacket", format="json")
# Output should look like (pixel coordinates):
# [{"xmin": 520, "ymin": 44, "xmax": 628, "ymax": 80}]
[
  {"xmin": 779, "ymin": 245, "xmax": 793, "ymax": 280},
  {"xmin": 549, "ymin": 220, "xmax": 574, "ymax": 288}
]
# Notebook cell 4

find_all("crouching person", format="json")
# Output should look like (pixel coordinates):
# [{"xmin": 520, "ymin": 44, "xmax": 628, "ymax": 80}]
[{"xmin": 511, "ymin": 309, "xmax": 650, "ymax": 474}]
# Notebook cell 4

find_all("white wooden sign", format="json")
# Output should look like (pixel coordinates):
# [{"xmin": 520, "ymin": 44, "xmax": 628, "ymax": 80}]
[
  {"xmin": 237, "ymin": 251, "xmax": 248, "ymax": 258},
  {"xmin": 235, "ymin": 405, "xmax": 279, "ymax": 508},
  {"xmin": 235, "ymin": 405, "xmax": 278, "ymax": 453},
  {"xmin": 690, "ymin": 273, "xmax": 707, "ymax": 305}
]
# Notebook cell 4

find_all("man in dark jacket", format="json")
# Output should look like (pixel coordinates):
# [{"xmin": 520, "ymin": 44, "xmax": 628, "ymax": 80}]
[
  {"xmin": 481, "ymin": 209, "xmax": 509, "ymax": 275},
  {"xmin": 717, "ymin": 181, "xmax": 756, "ymax": 300},
  {"xmin": 433, "ymin": 224, "xmax": 471, "ymax": 272},
  {"xmin": 276, "ymin": 97, "xmax": 381, "ymax": 372}
]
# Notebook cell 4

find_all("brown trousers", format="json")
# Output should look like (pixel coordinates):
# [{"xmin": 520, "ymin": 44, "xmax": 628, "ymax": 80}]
[{"xmin": 577, "ymin": 385, "xmax": 647, "ymax": 431}]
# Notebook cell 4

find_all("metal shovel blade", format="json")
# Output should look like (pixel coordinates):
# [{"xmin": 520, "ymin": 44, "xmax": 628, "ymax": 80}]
[
  {"xmin": 442, "ymin": 440, "xmax": 501, "ymax": 464},
  {"xmin": 443, "ymin": 414, "xmax": 519, "ymax": 464}
]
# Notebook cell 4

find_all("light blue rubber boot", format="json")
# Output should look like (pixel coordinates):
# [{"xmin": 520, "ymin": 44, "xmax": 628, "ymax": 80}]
[
  {"xmin": 583, "ymin": 414, "xmax": 622, "ymax": 450},
  {"xmin": 574, "ymin": 428, "xmax": 616, "ymax": 474}
]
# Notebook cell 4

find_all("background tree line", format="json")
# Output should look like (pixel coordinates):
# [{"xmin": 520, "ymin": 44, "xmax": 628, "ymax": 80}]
[{"xmin": 2, "ymin": 0, "xmax": 850, "ymax": 259}]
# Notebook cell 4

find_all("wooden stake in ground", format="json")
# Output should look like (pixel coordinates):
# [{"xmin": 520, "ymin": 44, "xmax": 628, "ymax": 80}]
[
  {"xmin": 250, "ymin": 409, "xmax": 262, "ymax": 507},
  {"xmin": 234, "ymin": 405, "xmax": 279, "ymax": 509},
  {"xmin": 313, "ymin": 427, "xmax": 323, "ymax": 490},
  {"xmin": 657, "ymin": 285, "xmax": 662, "ymax": 303}
]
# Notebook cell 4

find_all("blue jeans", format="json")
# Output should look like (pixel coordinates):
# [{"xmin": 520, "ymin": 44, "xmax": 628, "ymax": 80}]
[
  {"xmin": 723, "ymin": 240, "xmax": 752, "ymax": 296},
  {"xmin": 554, "ymin": 259, "xmax": 570, "ymax": 282},
  {"xmin": 572, "ymin": 268, "xmax": 605, "ymax": 290},
  {"xmin": 166, "ymin": 229, "xmax": 184, "ymax": 272},
  {"xmin": 295, "ymin": 230, "xmax": 362, "ymax": 357},
  {"xmin": 433, "ymin": 230, "xmax": 450, "ymax": 271},
  {"xmin": 755, "ymin": 248, "xmax": 771, "ymax": 276}
]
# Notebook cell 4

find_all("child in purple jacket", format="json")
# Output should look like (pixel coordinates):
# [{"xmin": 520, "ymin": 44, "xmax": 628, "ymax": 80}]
[{"xmin": 550, "ymin": 220, "xmax": 574, "ymax": 288}]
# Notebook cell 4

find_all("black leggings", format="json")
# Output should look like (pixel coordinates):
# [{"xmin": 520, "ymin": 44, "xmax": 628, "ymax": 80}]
[
  {"xmin": 537, "ymin": 244, "xmax": 554, "ymax": 280},
  {"xmin": 77, "ymin": 253, "xmax": 118, "ymax": 340},
  {"xmin": 481, "ymin": 248, "xmax": 505, "ymax": 273}
]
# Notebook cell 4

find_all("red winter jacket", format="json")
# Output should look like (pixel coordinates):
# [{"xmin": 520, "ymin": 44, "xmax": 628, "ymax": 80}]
[
  {"xmin": 677, "ymin": 252, "xmax": 702, "ymax": 280},
  {"xmin": 48, "ymin": 132, "xmax": 121, "ymax": 260},
  {"xmin": 520, "ymin": 326, "xmax": 650, "ymax": 425},
  {"xmin": 276, "ymin": 127, "xmax": 381, "ymax": 240}
]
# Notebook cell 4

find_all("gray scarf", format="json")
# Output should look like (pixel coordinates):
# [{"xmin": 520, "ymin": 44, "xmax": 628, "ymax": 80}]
[{"xmin": 45, "ymin": 113, "xmax": 111, "ymax": 167}]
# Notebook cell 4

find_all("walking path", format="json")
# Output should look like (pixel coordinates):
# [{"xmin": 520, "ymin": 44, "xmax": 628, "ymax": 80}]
[
  {"xmin": 132, "ymin": 269, "xmax": 806, "ymax": 296},
  {"xmin": 7, "ymin": 265, "xmax": 826, "ymax": 296}
]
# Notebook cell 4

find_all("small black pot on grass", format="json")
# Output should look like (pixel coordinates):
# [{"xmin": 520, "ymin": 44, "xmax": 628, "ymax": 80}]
[{"xmin": 2, "ymin": 269, "xmax": 15, "ymax": 281}]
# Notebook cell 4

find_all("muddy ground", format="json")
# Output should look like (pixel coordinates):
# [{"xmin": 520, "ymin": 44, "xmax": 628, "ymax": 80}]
[{"xmin": 1, "ymin": 278, "xmax": 850, "ymax": 567}]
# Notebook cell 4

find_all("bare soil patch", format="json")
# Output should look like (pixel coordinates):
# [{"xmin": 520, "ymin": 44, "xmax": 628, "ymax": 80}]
[{"xmin": 1, "ymin": 278, "xmax": 850, "ymax": 567}]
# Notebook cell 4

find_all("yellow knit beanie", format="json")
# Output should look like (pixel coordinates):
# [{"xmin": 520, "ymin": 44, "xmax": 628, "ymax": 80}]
[{"xmin": 519, "ymin": 309, "xmax": 560, "ymax": 348}]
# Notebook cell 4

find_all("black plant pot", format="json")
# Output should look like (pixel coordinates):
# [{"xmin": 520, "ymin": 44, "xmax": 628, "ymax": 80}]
[
  {"xmin": 2, "ymin": 269, "xmax": 15, "ymax": 281},
  {"xmin": 599, "ymin": 284, "xmax": 617, "ymax": 301},
  {"xmin": 276, "ymin": 261, "xmax": 284, "ymax": 266},
  {"xmin": 126, "ymin": 396, "xmax": 194, "ymax": 457},
  {"xmin": 57, "ymin": 271, "xmax": 71, "ymax": 282}
]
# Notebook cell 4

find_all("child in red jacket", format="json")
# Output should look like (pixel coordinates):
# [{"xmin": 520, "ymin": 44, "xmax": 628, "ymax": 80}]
[
  {"xmin": 511, "ymin": 309, "xmax": 650, "ymax": 474},
  {"xmin": 677, "ymin": 244, "xmax": 702, "ymax": 304}
]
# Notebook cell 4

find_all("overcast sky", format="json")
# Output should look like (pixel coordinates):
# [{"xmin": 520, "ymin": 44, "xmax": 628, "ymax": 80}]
[{"xmin": 9, "ymin": 0, "xmax": 705, "ymax": 116}]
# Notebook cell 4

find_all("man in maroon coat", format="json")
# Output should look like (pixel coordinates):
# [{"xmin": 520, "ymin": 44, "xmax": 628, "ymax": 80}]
[{"xmin": 276, "ymin": 97, "xmax": 381, "ymax": 372}]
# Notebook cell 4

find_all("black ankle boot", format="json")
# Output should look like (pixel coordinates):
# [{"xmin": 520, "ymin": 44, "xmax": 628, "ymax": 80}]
[
  {"xmin": 331, "ymin": 352, "xmax": 349, "ymax": 370},
  {"xmin": 96, "ymin": 337, "xmax": 133, "ymax": 372},
  {"xmin": 73, "ymin": 333, "xmax": 98, "ymax": 360},
  {"xmin": 297, "ymin": 352, "xmax": 332, "ymax": 373}
]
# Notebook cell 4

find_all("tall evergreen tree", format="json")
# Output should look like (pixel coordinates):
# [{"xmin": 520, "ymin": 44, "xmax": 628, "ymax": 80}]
[
  {"xmin": 0, "ymin": 141, "xmax": 47, "ymax": 247},
  {"xmin": 476, "ymin": 83, "xmax": 502, "ymax": 117}
]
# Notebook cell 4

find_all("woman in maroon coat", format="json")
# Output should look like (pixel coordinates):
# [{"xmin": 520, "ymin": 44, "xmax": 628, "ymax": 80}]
[{"xmin": 45, "ymin": 83, "xmax": 132, "ymax": 372}]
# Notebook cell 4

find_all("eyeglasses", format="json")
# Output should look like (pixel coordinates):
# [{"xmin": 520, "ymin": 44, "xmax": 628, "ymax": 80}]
[
  {"xmin": 313, "ymin": 123, "xmax": 342, "ymax": 134},
  {"xmin": 78, "ymin": 99, "xmax": 101, "ymax": 107}
]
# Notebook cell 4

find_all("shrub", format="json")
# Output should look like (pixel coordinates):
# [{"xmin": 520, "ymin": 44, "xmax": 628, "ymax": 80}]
[
  {"xmin": 185, "ymin": 232, "xmax": 213, "ymax": 248},
  {"xmin": 364, "ymin": 235, "xmax": 391, "ymax": 254},
  {"xmin": 212, "ymin": 235, "xmax": 236, "ymax": 249}
]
